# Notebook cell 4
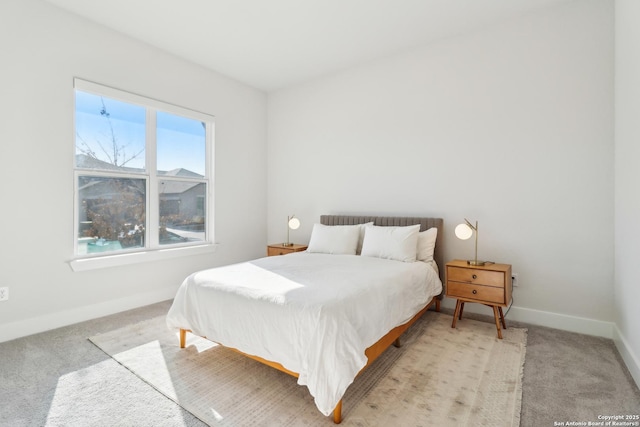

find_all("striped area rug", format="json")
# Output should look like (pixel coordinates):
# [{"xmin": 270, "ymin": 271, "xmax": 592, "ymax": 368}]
[{"xmin": 90, "ymin": 311, "xmax": 526, "ymax": 426}]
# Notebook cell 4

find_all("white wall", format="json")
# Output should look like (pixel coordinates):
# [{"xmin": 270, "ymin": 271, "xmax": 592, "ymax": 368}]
[
  {"xmin": 268, "ymin": 0, "xmax": 614, "ymax": 335},
  {"xmin": 0, "ymin": 0, "xmax": 267, "ymax": 341},
  {"xmin": 614, "ymin": 0, "xmax": 640, "ymax": 388}
]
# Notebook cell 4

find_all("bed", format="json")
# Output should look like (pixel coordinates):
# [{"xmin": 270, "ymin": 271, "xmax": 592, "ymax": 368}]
[{"xmin": 166, "ymin": 215, "xmax": 444, "ymax": 423}]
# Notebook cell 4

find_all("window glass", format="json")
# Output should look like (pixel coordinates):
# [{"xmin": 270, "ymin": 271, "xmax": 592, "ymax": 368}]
[
  {"xmin": 75, "ymin": 91, "xmax": 146, "ymax": 171},
  {"xmin": 159, "ymin": 180, "xmax": 206, "ymax": 245},
  {"xmin": 77, "ymin": 176, "xmax": 146, "ymax": 255},
  {"xmin": 157, "ymin": 111, "xmax": 206, "ymax": 175}
]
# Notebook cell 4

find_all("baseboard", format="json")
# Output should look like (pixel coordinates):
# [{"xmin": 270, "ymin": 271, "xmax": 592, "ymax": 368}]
[
  {"xmin": 613, "ymin": 325, "xmax": 640, "ymax": 389},
  {"xmin": 506, "ymin": 306, "xmax": 615, "ymax": 338},
  {"xmin": 440, "ymin": 299, "xmax": 614, "ymax": 338},
  {"xmin": 0, "ymin": 287, "xmax": 176, "ymax": 343}
]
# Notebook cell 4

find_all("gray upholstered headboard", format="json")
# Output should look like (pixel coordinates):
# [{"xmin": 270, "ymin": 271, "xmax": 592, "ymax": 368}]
[{"xmin": 320, "ymin": 215, "xmax": 445, "ymax": 285}]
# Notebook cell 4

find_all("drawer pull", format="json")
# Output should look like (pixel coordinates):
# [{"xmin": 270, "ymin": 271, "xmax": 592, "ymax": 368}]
[
  {"xmin": 472, "ymin": 289, "xmax": 477, "ymax": 294},
  {"xmin": 472, "ymin": 274, "xmax": 477, "ymax": 280}
]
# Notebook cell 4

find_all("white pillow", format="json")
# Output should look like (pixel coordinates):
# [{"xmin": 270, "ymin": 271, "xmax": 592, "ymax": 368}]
[
  {"xmin": 356, "ymin": 222, "xmax": 374, "ymax": 255},
  {"xmin": 417, "ymin": 227, "xmax": 438, "ymax": 263},
  {"xmin": 361, "ymin": 224, "xmax": 421, "ymax": 262},
  {"xmin": 307, "ymin": 223, "xmax": 360, "ymax": 255}
]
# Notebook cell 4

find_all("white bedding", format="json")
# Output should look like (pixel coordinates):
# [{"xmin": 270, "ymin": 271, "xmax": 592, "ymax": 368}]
[{"xmin": 166, "ymin": 252, "xmax": 442, "ymax": 416}]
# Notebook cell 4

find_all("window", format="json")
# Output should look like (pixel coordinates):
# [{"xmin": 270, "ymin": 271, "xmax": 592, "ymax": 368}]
[{"xmin": 74, "ymin": 79, "xmax": 213, "ymax": 259}]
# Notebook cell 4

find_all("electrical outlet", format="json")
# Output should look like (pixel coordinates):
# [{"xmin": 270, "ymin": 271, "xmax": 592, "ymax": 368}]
[
  {"xmin": 511, "ymin": 273, "xmax": 519, "ymax": 287},
  {"xmin": 0, "ymin": 287, "xmax": 8, "ymax": 301}
]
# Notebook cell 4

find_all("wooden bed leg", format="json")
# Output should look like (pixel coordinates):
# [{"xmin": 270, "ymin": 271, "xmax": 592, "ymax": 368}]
[
  {"xmin": 333, "ymin": 400, "xmax": 342, "ymax": 424},
  {"xmin": 435, "ymin": 298, "xmax": 441, "ymax": 312},
  {"xmin": 179, "ymin": 329, "xmax": 187, "ymax": 349},
  {"xmin": 393, "ymin": 337, "xmax": 402, "ymax": 348}
]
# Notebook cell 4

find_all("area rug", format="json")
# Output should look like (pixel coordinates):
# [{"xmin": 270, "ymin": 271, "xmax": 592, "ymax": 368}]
[{"xmin": 89, "ymin": 311, "xmax": 527, "ymax": 426}]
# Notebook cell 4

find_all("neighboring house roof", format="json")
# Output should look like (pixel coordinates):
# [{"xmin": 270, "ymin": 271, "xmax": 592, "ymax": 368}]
[
  {"xmin": 160, "ymin": 180, "xmax": 202, "ymax": 195},
  {"xmin": 76, "ymin": 154, "xmax": 143, "ymax": 173},
  {"xmin": 159, "ymin": 168, "xmax": 203, "ymax": 178},
  {"xmin": 76, "ymin": 154, "xmax": 204, "ymax": 195}
]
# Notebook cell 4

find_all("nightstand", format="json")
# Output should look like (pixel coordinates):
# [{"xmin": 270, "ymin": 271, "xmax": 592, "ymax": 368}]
[
  {"xmin": 445, "ymin": 260, "xmax": 512, "ymax": 339},
  {"xmin": 267, "ymin": 243, "xmax": 308, "ymax": 256}
]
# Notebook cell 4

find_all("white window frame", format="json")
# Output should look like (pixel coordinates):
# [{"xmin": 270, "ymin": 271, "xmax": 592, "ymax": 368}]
[{"xmin": 70, "ymin": 78, "xmax": 216, "ymax": 272}]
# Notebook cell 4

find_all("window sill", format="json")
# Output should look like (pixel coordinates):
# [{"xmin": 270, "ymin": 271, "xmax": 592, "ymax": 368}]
[{"xmin": 69, "ymin": 243, "xmax": 218, "ymax": 272}]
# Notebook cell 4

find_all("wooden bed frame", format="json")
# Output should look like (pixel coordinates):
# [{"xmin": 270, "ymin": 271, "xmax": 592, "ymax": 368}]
[{"xmin": 178, "ymin": 215, "xmax": 444, "ymax": 424}]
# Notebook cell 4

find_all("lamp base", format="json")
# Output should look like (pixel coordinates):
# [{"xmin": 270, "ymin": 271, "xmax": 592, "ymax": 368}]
[
  {"xmin": 282, "ymin": 243, "xmax": 294, "ymax": 247},
  {"xmin": 467, "ymin": 260, "xmax": 486, "ymax": 266}
]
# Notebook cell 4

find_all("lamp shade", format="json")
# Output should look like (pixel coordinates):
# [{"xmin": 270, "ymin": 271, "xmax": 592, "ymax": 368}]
[
  {"xmin": 455, "ymin": 223, "xmax": 473, "ymax": 240},
  {"xmin": 288, "ymin": 217, "xmax": 300, "ymax": 230}
]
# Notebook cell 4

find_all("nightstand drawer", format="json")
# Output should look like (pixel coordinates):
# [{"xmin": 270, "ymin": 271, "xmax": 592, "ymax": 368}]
[
  {"xmin": 267, "ymin": 244, "xmax": 308, "ymax": 256},
  {"xmin": 447, "ymin": 266, "xmax": 505, "ymax": 288},
  {"xmin": 268, "ymin": 247, "xmax": 290, "ymax": 256},
  {"xmin": 447, "ymin": 281, "xmax": 505, "ymax": 305}
]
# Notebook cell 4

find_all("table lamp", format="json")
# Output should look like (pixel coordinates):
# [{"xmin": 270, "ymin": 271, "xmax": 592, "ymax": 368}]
[
  {"xmin": 283, "ymin": 215, "xmax": 300, "ymax": 246},
  {"xmin": 455, "ymin": 218, "xmax": 485, "ymax": 266}
]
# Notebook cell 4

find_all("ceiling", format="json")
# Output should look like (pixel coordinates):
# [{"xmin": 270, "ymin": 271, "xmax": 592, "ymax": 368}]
[{"xmin": 45, "ymin": 0, "xmax": 572, "ymax": 92}]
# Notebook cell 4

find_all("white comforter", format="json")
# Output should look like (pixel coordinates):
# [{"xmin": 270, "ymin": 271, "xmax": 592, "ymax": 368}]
[{"xmin": 166, "ymin": 252, "xmax": 442, "ymax": 416}]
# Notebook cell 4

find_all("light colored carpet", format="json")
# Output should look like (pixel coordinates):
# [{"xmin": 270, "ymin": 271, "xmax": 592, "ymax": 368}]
[{"xmin": 89, "ymin": 311, "xmax": 527, "ymax": 426}]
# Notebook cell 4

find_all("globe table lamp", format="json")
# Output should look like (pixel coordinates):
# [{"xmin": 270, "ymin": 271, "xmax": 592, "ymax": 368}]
[
  {"xmin": 283, "ymin": 215, "xmax": 300, "ymax": 246},
  {"xmin": 455, "ymin": 218, "xmax": 485, "ymax": 266}
]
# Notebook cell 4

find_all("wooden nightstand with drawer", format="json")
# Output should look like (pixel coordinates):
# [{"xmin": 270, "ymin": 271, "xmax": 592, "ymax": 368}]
[
  {"xmin": 445, "ymin": 260, "xmax": 512, "ymax": 339},
  {"xmin": 267, "ymin": 243, "xmax": 308, "ymax": 256}
]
